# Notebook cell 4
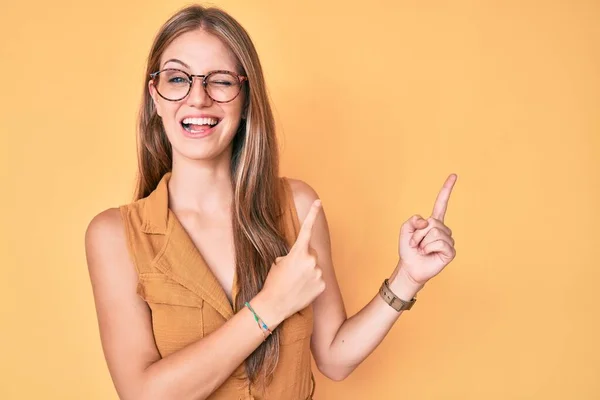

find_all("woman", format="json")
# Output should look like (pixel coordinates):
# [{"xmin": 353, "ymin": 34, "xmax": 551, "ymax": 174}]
[{"xmin": 85, "ymin": 4, "xmax": 458, "ymax": 400}]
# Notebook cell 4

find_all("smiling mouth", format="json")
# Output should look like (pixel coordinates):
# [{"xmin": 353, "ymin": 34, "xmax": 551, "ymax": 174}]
[{"xmin": 181, "ymin": 117, "xmax": 221, "ymax": 133}]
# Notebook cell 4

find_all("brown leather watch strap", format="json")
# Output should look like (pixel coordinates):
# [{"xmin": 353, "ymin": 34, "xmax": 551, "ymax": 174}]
[{"xmin": 379, "ymin": 278, "xmax": 417, "ymax": 311}]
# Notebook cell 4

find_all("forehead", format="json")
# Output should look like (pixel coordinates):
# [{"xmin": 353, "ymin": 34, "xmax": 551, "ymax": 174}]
[{"xmin": 160, "ymin": 29, "xmax": 238, "ymax": 73}]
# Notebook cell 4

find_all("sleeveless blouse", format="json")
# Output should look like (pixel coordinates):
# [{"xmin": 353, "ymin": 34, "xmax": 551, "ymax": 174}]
[{"xmin": 119, "ymin": 172, "xmax": 315, "ymax": 399}]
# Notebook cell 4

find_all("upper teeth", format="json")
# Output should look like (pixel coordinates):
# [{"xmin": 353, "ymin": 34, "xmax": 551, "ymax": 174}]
[{"xmin": 183, "ymin": 117, "xmax": 219, "ymax": 125}]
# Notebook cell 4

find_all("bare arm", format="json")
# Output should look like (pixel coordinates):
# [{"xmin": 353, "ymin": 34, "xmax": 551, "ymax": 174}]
[
  {"xmin": 85, "ymin": 208, "xmax": 284, "ymax": 400},
  {"xmin": 288, "ymin": 180, "xmax": 427, "ymax": 381}
]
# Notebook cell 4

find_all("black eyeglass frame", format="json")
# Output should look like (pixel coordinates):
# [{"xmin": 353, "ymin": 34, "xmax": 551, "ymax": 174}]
[{"xmin": 149, "ymin": 68, "xmax": 248, "ymax": 103}]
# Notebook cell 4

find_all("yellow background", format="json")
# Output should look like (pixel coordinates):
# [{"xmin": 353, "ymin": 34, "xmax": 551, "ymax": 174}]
[{"xmin": 1, "ymin": 0, "xmax": 599, "ymax": 399}]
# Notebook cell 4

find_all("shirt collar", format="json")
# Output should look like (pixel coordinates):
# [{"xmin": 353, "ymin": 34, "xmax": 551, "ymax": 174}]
[{"xmin": 141, "ymin": 172, "xmax": 171, "ymax": 234}]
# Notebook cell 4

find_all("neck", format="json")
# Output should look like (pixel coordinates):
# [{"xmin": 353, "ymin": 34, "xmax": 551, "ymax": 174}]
[{"xmin": 167, "ymin": 149, "xmax": 234, "ymax": 216}]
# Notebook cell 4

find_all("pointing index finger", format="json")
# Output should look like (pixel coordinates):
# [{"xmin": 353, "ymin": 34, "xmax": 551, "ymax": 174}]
[
  {"xmin": 431, "ymin": 174, "xmax": 457, "ymax": 222},
  {"xmin": 293, "ymin": 199, "xmax": 322, "ymax": 251}
]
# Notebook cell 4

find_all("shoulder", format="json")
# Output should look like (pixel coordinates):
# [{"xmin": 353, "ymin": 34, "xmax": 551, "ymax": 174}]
[
  {"xmin": 283, "ymin": 177, "xmax": 320, "ymax": 221},
  {"xmin": 85, "ymin": 208, "xmax": 125, "ymax": 245},
  {"xmin": 84, "ymin": 208, "xmax": 130, "ymax": 273},
  {"xmin": 84, "ymin": 206, "xmax": 141, "ymax": 296},
  {"xmin": 87, "ymin": 197, "xmax": 147, "ymax": 239}
]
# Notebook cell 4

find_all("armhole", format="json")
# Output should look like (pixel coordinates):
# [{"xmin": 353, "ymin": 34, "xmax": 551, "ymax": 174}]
[{"xmin": 118, "ymin": 205, "xmax": 141, "ymax": 276}]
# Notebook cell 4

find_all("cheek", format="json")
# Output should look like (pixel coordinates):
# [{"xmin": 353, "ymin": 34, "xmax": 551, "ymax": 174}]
[
  {"xmin": 155, "ymin": 106, "xmax": 182, "ymax": 143},
  {"xmin": 159, "ymin": 100, "xmax": 181, "ymax": 121},
  {"xmin": 227, "ymin": 96, "xmax": 245, "ymax": 117},
  {"xmin": 216, "ymin": 118, "xmax": 242, "ymax": 142},
  {"xmin": 222, "ymin": 102, "xmax": 245, "ymax": 131}
]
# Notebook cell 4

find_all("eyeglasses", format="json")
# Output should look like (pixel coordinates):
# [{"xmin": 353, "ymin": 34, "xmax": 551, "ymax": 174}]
[{"xmin": 149, "ymin": 68, "xmax": 248, "ymax": 103}]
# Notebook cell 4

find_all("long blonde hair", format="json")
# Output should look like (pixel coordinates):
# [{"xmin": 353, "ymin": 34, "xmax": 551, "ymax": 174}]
[{"xmin": 135, "ymin": 4, "xmax": 288, "ymax": 384}]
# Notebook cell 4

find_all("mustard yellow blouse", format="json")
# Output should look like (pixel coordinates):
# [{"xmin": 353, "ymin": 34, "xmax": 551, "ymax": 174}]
[{"xmin": 119, "ymin": 172, "xmax": 315, "ymax": 399}]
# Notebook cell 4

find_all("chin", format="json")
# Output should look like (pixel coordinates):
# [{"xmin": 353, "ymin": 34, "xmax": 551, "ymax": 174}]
[
  {"xmin": 172, "ymin": 140, "xmax": 235, "ymax": 163},
  {"xmin": 167, "ymin": 124, "xmax": 230, "ymax": 153}
]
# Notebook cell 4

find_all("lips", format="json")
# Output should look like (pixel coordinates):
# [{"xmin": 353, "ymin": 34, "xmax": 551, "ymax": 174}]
[
  {"xmin": 179, "ymin": 121, "xmax": 218, "ymax": 139},
  {"xmin": 181, "ymin": 121, "xmax": 219, "ymax": 133},
  {"xmin": 180, "ymin": 117, "xmax": 218, "ymax": 133}
]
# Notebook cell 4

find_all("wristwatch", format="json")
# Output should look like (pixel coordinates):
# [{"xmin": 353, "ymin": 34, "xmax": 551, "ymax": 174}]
[{"xmin": 379, "ymin": 278, "xmax": 417, "ymax": 311}]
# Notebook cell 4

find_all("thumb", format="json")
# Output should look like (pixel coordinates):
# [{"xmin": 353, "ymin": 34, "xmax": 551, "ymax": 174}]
[
  {"xmin": 291, "ymin": 199, "xmax": 322, "ymax": 253},
  {"xmin": 400, "ymin": 214, "xmax": 428, "ymax": 248}
]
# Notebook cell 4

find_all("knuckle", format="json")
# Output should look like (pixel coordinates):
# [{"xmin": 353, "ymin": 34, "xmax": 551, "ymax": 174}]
[
  {"xmin": 428, "ymin": 217, "xmax": 440, "ymax": 226},
  {"xmin": 315, "ymin": 267, "xmax": 323, "ymax": 278},
  {"xmin": 406, "ymin": 215, "xmax": 421, "ymax": 225},
  {"xmin": 319, "ymin": 280, "xmax": 327, "ymax": 292}
]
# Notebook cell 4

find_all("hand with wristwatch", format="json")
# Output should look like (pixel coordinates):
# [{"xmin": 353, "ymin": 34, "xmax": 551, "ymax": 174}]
[{"xmin": 380, "ymin": 174, "xmax": 458, "ymax": 311}]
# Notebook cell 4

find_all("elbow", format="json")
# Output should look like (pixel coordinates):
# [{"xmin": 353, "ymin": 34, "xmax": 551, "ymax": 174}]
[
  {"xmin": 326, "ymin": 372, "xmax": 350, "ymax": 382},
  {"xmin": 134, "ymin": 372, "xmax": 209, "ymax": 400},
  {"xmin": 316, "ymin": 363, "xmax": 354, "ymax": 382}
]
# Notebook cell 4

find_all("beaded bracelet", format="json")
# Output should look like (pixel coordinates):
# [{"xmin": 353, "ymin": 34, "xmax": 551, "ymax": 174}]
[{"xmin": 244, "ymin": 301, "xmax": 272, "ymax": 341}]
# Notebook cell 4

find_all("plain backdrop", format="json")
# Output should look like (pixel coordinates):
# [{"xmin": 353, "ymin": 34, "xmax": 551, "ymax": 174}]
[{"xmin": 1, "ymin": 0, "xmax": 599, "ymax": 399}]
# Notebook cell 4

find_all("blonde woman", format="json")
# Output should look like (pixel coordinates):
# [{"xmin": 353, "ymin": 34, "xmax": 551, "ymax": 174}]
[{"xmin": 85, "ymin": 4, "xmax": 458, "ymax": 400}]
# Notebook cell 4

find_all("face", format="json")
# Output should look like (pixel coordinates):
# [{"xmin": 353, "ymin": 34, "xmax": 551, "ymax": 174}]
[{"xmin": 149, "ymin": 29, "xmax": 247, "ymax": 162}]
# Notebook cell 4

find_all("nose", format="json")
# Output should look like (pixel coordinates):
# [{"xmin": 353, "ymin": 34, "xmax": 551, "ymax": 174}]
[{"xmin": 186, "ymin": 76, "xmax": 213, "ymax": 107}]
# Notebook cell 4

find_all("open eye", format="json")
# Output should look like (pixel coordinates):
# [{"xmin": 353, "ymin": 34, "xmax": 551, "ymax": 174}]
[
  {"xmin": 161, "ymin": 69, "xmax": 190, "ymax": 86},
  {"xmin": 169, "ymin": 77, "xmax": 188, "ymax": 84}
]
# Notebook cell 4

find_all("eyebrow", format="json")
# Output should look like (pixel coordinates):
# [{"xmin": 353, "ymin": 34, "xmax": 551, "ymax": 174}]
[{"xmin": 162, "ymin": 58, "xmax": 191, "ymax": 69}]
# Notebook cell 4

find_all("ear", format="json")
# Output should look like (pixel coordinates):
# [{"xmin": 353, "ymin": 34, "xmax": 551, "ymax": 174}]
[{"xmin": 148, "ymin": 79, "xmax": 163, "ymax": 117}]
